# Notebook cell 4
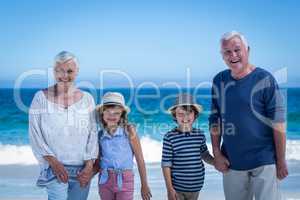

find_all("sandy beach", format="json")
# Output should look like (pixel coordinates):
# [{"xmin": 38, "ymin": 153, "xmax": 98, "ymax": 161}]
[{"xmin": 1, "ymin": 161, "xmax": 300, "ymax": 200}]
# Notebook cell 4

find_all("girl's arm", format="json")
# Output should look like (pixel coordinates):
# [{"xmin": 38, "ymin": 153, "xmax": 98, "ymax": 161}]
[{"xmin": 127, "ymin": 125, "xmax": 152, "ymax": 200}]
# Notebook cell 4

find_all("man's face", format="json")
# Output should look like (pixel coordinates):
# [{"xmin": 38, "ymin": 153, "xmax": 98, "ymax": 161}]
[{"xmin": 221, "ymin": 36, "xmax": 249, "ymax": 74}]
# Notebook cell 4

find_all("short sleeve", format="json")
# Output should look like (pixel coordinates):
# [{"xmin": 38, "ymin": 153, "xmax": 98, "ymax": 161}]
[
  {"xmin": 264, "ymin": 75, "xmax": 286, "ymax": 123},
  {"xmin": 161, "ymin": 134, "xmax": 173, "ymax": 167},
  {"xmin": 200, "ymin": 134, "xmax": 208, "ymax": 154}
]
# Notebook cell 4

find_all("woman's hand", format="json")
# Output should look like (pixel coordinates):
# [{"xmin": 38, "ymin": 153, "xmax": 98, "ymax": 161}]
[
  {"xmin": 46, "ymin": 156, "xmax": 69, "ymax": 183},
  {"xmin": 77, "ymin": 161, "xmax": 94, "ymax": 187},
  {"xmin": 141, "ymin": 184, "xmax": 152, "ymax": 200}
]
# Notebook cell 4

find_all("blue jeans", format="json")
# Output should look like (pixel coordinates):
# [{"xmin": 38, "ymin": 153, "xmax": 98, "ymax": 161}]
[{"xmin": 46, "ymin": 179, "xmax": 91, "ymax": 200}]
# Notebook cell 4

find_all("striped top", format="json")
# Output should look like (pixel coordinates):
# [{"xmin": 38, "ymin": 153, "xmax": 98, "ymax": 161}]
[{"xmin": 161, "ymin": 128, "xmax": 208, "ymax": 192}]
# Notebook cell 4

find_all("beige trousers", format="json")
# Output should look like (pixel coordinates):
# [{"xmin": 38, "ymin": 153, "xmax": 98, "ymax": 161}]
[{"xmin": 223, "ymin": 164, "xmax": 281, "ymax": 200}]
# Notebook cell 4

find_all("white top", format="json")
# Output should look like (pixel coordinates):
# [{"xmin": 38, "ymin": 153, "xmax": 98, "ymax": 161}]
[{"xmin": 29, "ymin": 90, "xmax": 98, "ymax": 170}]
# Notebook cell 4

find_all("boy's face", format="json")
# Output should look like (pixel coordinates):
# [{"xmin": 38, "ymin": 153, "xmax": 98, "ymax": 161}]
[
  {"xmin": 174, "ymin": 106, "xmax": 195, "ymax": 129},
  {"xmin": 102, "ymin": 106, "xmax": 123, "ymax": 127}
]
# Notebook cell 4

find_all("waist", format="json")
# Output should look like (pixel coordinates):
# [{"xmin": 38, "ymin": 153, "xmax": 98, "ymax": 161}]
[
  {"xmin": 36, "ymin": 164, "xmax": 84, "ymax": 187},
  {"xmin": 100, "ymin": 168, "xmax": 133, "ymax": 174}
]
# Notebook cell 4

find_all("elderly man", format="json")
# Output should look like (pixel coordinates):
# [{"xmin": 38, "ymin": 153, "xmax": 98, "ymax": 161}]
[{"xmin": 209, "ymin": 31, "xmax": 288, "ymax": 200}]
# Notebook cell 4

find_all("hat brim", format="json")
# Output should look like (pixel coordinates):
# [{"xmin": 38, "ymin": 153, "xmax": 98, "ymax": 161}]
[
  {"xmin": 167, "ymin": 103, "xmax": 203, "ymax": 114},
  {"xmin": 96, "ymin": 103, "xmax": 131, "ymax": 113}
]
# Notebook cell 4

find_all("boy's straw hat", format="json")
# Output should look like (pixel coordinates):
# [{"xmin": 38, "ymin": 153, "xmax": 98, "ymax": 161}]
[
  {"xmin": 96, "ymin": 92, "xmax": 130, "ymax": 113},
  {"xmin": 167, "ymin": 93, "xmax": 202, "ymax": 114}
]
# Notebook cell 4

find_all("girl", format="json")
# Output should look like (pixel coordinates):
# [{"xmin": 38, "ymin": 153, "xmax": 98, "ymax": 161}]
[{"xmin": 96, "ymin": 92, "xmax": 152, "ymax": 200}]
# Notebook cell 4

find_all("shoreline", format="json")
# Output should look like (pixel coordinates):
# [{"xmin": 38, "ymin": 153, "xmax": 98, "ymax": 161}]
[{"xmin": 1, "ymin": 162, "xmax": 300, "ymax": 200}]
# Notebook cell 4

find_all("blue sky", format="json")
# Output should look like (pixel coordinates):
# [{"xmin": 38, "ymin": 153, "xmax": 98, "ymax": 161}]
[{"xmin": 1, "ymin": 0, "xmax": 299, "ymax": 87}]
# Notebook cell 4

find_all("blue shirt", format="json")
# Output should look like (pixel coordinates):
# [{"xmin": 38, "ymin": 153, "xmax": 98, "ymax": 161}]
[
  {"xmin": 161, "ymin": 128, "xmax": 208, "ymax": 192},
  {"xmin": 98, "ymin": 127, "xmax": 133, "ymax": 170},
  {"xmin": 209, "ymin": 67, "xmax": 286, "ymax": 170}
]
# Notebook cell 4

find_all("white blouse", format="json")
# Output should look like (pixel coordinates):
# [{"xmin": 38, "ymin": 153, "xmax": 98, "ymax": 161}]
[{"xmin": 29, "ymin": 90, "xmax": 98, "ymax": 170}]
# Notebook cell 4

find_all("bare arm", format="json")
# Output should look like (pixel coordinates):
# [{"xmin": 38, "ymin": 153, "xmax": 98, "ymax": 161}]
[
  {"xmin": 162, "ymin": 167, "xmax": 173, "ymax": 190},
  {"xmin": 210, "ymin": 126, "xmax": 230, "ymax": 172},
  {"xmin": 162, "ymin": 167, "xmax": 177, "ymax": 200},
  {"xmin": 210, "ymin": 126, "xmax": 222, "ymax": 156},
  {"xmin": 127, "ymin": 125, "xmax": 152, "ymax": 200},
  {"xmin": 273, "ymin": 122, "xmax": 288, "ymax": 180}
]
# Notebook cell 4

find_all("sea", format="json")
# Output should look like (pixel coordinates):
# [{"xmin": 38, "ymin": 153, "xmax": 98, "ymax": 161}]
[
  {"xmin": 0, "ymin": 87, "xmax": 300, "ymax": 164},
  {"xmin": 0, "ymin": 87, "xmax": 300, "ymax": 199}
]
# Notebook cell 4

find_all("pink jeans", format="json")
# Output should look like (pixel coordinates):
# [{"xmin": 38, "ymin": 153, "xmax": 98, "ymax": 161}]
[{"xmin": 99, "ymin": 170, "xmax": 134, "ymax": 200}]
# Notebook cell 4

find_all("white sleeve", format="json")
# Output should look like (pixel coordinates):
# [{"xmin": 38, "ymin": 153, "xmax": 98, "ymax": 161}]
[
  {"xmin": 28, "ymin": 91, "xmax": 55, "ymax": 162},
  {"xmin": 83, "ymin": 94, "xmax": 99, "ymax": 161}
]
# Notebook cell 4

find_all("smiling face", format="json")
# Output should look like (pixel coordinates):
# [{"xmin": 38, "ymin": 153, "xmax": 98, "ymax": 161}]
[
  {"xmin": 54, "ymin": 59, "xmax": 78, "ymax": 83},
  {"xmin": 173, "ymin": 106, "xmax": 197, "ymax": 130},
  {"xmin": 102, "ymin": 105, "xmax": 125, "ymax": 128},
  {"xmin": 221, "ymin": 36, "xmax": 249, "ymax": 75}
]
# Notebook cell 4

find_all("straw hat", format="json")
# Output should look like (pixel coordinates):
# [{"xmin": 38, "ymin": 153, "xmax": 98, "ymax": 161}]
[
  {"xmin": 167, "ymin": 93, "xmax": 202, "ymax": 114},
  {"xmin": 96, "ymin": 92, "xmax": 130, "ymax": 113}
]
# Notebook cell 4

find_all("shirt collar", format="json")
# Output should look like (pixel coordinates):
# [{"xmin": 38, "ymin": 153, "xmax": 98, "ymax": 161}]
[{"xmin": 102, "ymin": 126, "xmax": 123, "ymax": 139}]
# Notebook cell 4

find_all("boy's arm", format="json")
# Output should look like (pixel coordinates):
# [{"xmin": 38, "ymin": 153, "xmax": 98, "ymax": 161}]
[
  {"xmin": 162, "ymin": 167, "xmax": 177, "ymax": 199},
  {"xmin": 201, "ymin": 151, "xmax": 214, "ymax": 166},
  {"xmin": 162, "ymin": 167, "xmax": 175, "ymax": 191}
]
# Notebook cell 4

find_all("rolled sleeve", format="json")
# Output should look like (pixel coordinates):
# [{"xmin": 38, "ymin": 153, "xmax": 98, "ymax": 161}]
[
  {"xmin": 200, "ymin": 136, "xmax": 208, "ymax": 154},
  {"xmin": 161, "ymin": 134, "xmax": 173, "ymax": 167}
]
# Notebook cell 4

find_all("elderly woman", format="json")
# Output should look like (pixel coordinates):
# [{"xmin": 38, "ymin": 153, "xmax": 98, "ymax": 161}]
[{"xmin": 29, "ymin": 51, "xmax": 98, "ymax": 200}]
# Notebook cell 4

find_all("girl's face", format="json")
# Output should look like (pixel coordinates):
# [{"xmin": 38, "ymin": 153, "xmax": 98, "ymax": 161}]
[
  {"xmin": 175, "ymin": 106, "xmax": 195, "ymax": 129},
  {"xmin": 102, "ymin": 106, "xmax": 124, "ymax": 128}
]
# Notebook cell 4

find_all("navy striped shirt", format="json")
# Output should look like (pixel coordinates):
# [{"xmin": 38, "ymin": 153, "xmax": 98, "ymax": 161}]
[{"xmin": 161, "ymin": 128, "xmax": 208, "ymax": 192}]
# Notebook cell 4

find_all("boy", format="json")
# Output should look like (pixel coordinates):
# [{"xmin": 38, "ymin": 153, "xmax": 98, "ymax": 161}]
[{"xmin": 162, "ymin": 93, "xmax": 214, "ymax": 200}]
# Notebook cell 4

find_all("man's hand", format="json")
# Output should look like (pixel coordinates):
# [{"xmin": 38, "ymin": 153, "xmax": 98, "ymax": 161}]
[
  {"xmin": 276, "ymin": 160, "xmax": 288, "ymax": 180},
  {"xmin": 47, "ymin": 157, "xmax": 69, "ymax": 183},
  {"xmin": 214, "ymin": 152, "xmax": 230, "ymax": 173}
]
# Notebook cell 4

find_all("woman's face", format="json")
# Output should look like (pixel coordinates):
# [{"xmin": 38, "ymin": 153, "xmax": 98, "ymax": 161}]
[
  {"xmin": 102, "ymin": 106, "xmax": 124, "ymax": 128},
  {"xmin": 54, "ymin": 59, "xmax": 78, "ymax": 84}
]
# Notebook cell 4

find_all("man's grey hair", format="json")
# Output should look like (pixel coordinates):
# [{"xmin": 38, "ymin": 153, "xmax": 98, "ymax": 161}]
[
  {"xmin": 54, "ymin": 51, "xmax": 78, "ymax": 67},
  {"xmin": 220, "ymin": 31, "xmax": 249, "ymax": 50}
]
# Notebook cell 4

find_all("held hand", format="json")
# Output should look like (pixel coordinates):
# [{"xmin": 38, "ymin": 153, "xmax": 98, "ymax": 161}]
[
  {"xmin": 48, "ymin": 158, "xmax": 69, "ymax": 183},
  {"xmin": 276, "ymin": 160, "xmax": 288, "ymax": 180},
  {"xmin": 77, "ymin": 164, "xmax": 94, "ymax": 187},
  {"xmin": 167, "ymin": 187, "xmax": 178, "ymax": 200},
  {"xmin": 141, "ymin": 184, "xmax": 152, "ymax": 200},
  {"xmin": 214, "ymin": 153, "xmax": 230, "ymax": 173}
]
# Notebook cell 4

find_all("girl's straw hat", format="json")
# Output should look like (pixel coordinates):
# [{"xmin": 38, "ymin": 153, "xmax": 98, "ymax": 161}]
[
  {"xmin": 167, "ymin": 93, "xmax": 203, "ymax": 114},
  {"xmin": 96, "ymin": 92, "xmax": 130, "ymax": 113}
]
